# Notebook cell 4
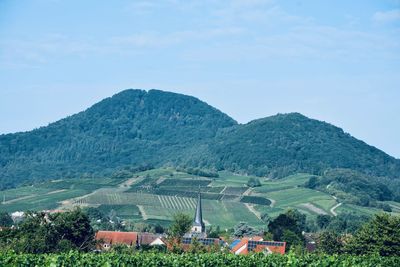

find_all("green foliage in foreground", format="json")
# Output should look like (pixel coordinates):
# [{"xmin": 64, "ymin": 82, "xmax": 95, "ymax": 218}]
[
  {"xmin": 345, "ymin": 213, "xmax": 400, "ymax": 256},
  {"xmin": 0, "ymin": 209, "xmax": 94, "ymax": 253},
  {"xmin": 168, "ymin": 213, "xmax": 192, "ymax": 241},
  {"xmin": 0, "ymin": 251, "xmax": 399, "ymax": 267}
]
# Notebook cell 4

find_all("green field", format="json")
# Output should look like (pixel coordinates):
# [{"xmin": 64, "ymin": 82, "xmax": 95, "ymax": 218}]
[
  {"xmin": 1, "ymin": 168, "xmax": 398, "ymax": 229},
  {"xmin": 97, "ymin": 204, "xmax": 142, "ymax": 220}
]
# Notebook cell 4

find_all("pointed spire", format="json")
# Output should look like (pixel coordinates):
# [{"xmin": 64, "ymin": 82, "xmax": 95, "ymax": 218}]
[{"xmin": 193, "ymin": 187, "xmax": 205, "ymax": 232}]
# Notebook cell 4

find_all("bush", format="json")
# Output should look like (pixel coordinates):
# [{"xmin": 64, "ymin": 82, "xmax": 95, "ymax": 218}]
[{"xmin": 247, "ymin": 177, "xmax": 261, "ymax": 187}]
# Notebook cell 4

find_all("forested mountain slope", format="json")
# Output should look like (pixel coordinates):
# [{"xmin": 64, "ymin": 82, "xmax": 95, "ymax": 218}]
[
  {"xmin": 1, "ymin": 89, "xmax": 399, "ymax": 191},
  {"xmin": 0, "ymin": 89, "xmax": 236, "ymax": 189},
  {"xmin": 200, "ymin": 113, "xmax": 400, "ymax": 179}
]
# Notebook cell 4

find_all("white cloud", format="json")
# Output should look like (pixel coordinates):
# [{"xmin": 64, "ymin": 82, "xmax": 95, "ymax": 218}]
[
  {"xmin": 372, "ymin": 9, "xmax": 400, "ymax": 23},
  {"xmin": 109, "ymin": 27, "xmax": 244, "ymax": 48}
]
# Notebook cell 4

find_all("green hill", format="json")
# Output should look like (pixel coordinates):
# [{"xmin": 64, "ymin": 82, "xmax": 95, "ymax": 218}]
[
  {"xmin": 0, "ymin": 89, "xmax": 236, "ymax": 189},
  {"xmin": 201, "ymin": 113, "xmax": 400, "ymax": 179},
  {"xmin": 1, "ymin": 89, "xmax": 400, "ymax": 206}
]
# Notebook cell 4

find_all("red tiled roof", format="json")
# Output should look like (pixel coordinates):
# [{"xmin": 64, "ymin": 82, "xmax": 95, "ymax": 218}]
[
  {"xmin": 231, "ymin": 237, "xmax": 286, "ymax": 255},
  {"xmin": 95, "ymin": 231, "xmax": 138, "ymax": 246},
  {"xmin": 231, "ymin": 238, "xmax": 249, "ymax": 254},
  {"xmin": 139, "ymin": 233, "xmax": 159, "ymax": 245}
]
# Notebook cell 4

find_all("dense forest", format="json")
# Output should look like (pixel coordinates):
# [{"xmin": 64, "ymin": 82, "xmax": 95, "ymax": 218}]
[
  {"xmin": 1, "ymin": 89, "xmax": 400, "ymax": 202},
  {"xmin": 195, "ymin": 113, "xmax": 400, "ymax": 179},
  {"xmin": 0, "ymin": 89, "xmax": 236, "ymax": 189}
]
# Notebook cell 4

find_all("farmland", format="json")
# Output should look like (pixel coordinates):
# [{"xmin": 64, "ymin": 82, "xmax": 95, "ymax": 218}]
[{"xmin": 1, "ymin": 168, "xmax": 399, "ymax": 229}]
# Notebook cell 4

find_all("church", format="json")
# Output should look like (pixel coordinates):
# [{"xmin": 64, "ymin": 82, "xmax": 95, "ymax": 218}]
[
  {"xmin": 181, "ymin": 190, "xmax": 226, "ymax": 249},
  {"xmin": 189, "ymin": 190, "xmax": 206, "ymax": 237}
]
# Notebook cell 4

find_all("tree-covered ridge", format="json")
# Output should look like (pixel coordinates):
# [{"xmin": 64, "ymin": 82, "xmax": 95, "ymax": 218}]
[
  {"xmin": 0, "ymin": 89, "xmax": 400, "ymax": 191},
  {"xmin": 204, "ymin": 113, "xmax": 400, "ymax": 179},
  {"xmin": 304, "ymin": 168, "xmax": 400, "ymax": 207},
  {"xmin": 0, "ymin": 89, "xmax": 236, "ymax": 189}
]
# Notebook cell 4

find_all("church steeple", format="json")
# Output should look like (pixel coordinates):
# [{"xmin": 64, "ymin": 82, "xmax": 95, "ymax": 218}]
[{"xmin": 191, "ymin": 189, "xmax": 205, "ymax": 234}]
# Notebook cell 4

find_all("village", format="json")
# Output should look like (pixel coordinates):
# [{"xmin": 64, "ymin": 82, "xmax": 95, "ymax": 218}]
[
  {"xmin": 2, "ymin": 190, "xmax": 288, "ymax": 255},
  {"xmin": 93, "ymin": 191, "xmax": 287, "ymax": 255}
]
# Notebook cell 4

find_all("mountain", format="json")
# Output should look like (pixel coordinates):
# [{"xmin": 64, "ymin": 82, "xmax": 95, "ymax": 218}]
[
  {"xmin": 1, "ymin": 89, "xmax": 400, "ymax": 195},
  {"xmin": 199, "ymin": 113, "xmax": 400, "ymax": 179},
  {"xmin": 0, "ymin": 89, "xmax": 236, "ymax": 189}
]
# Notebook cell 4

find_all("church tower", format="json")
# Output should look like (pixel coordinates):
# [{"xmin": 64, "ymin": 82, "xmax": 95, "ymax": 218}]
[{"xmin": 191, "ymin": 189, "xmax": 205, "ymax": 235}]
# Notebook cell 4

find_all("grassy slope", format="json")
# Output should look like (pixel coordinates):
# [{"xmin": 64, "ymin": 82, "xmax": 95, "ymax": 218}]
[{"xmin": 1, "ymin": 168, "xmax": 398, "ymax": 228}]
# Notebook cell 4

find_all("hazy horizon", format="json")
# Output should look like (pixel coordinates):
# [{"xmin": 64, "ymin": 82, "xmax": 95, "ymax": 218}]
[{"xmin": 1, "ymin": 0, "xmax": 399, "ymax": 158}]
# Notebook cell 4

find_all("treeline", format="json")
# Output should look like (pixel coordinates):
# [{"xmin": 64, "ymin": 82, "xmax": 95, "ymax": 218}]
[
  {"xmin": 304, "ymin": 168, "xmax": 400, "ymax": 209},
  {"xmin": 1, "ymin": 209, "xmax": 399, "ymax": 257},
  {"xmin": 0, "ymin": 209, "xmax": 94, "ymax": 253},
  {"xmin": 176, "ymin": 167, "xmax": 219, "ymax": 178}
]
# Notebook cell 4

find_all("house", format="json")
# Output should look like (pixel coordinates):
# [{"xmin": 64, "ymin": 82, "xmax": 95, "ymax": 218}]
[
  {"xmin": 304, "ymin": 232, "xmax": 317, "ymax": 252},
  {"xmin": 11, "ymin": 211, "xmax": 24, "ymax": 223},
  {"xmin": 230, "ymin": 236, "xmax": 286, "ymax": 255},
  {"xmin": 95, "ymin": 231, "xmax": 167, "ymax": 250},
  {"xmin": 149, "ymin": 236, "xmax": 167, "ymax": 246},
  {"xmin": 95, "ymin": 231, "xmax": 139, "ymax": 250},
  {"xmin": 138, "ymin": 232, "xmax": 166, "ymax": 247}
]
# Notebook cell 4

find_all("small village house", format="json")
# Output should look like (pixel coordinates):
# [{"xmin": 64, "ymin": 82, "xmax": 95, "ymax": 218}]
[
  {"xmin": 230, "ymin": 236, "xmax": 286, "ymax": 255},
  {"xmin": 95, "ymin": 231, "xmax": 139, "ymax": 250}
]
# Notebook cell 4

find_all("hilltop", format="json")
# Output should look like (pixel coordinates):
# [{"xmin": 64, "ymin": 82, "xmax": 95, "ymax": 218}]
[
  {"xmin": 1, "ymin": 89, "xmax": 400, "ymax": 204},
  {"xmin": 0, "ymin": 89, "xmax": 236, "ymax": 188},
  {"xmin": 199, "ymin": 112, "xmax": 400, "ymax": 179}
]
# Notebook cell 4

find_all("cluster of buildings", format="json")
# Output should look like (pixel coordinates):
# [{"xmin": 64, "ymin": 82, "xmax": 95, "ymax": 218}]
[{"xmin": 95, "ymin": 192, "xmax": 286, "ymax": 255}]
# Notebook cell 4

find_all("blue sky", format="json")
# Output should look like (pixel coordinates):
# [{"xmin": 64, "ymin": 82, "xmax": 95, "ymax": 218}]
[{"xmin": 0, "ymin": 0, "xmax": 399, "ymax": 158}]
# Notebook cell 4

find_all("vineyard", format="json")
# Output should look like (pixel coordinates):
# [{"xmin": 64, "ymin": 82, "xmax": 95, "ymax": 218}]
[
  {"xmin": 0, "ymin": 251, "xmax": 399, "ymax": 267},
  {"xmin": 1, "ymin": 168, "xmax": 399, "ymax": 228}
]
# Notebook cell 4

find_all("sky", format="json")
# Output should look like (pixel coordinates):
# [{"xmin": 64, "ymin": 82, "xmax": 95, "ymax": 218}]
[{"xmin": 0, "ymin": 0, "xmax": 399, "ymax": 158}]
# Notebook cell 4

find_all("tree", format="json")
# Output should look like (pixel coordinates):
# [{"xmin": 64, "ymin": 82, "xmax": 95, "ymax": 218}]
[
  {"xmin": 15, "ymin": 211, "xmax": 51, "ymax": 253},
  {"xmin": 269, "ymin": 210, "xmax": 305, "ymax": 239},
  {"xmin": 188, "ymin": 237, "xmax": 207, "ymax": 253},
  {"xmin": 154, "ymin": 223, "xmax": 165, "ymax": 234},
  {"xmin": 169, "ymin": 213, "xmax": 192, "ymax": 242},
  {"xmin": 318, "ymin": 231, "xmax": 343, "ymax": 254},
  {"xmin": 282, "ymin": 229, "xmax": 304, "ymax": 251},
  {"xmin": 344, "ymin": 213, "xmax": 400, "ymax": 256},
  {"xmin": 247, "ymin": 177, "xmax": 261, "ymax": 187},
  {"xmin": 316, "ymin": 215, "xmax": 331, "ymax": 230},
  {"xmin": 51, "ymin": 208, "xmax": 95, "ymax": 251},
  {"xmin": 0, "ymin": 212, "xmax": 13, "ymax": 227},
  {"xmin": 0, "ymin": 209, "xmax": 95, "ymax": 253},
  {"xmin": 304, "ymin": 176, "xmax": 318, "ymax": 189},
  {"xmin": 325, "ymin": 213, "xmax": 370, "ymax": 234},
  {"xmin": 268, "ymin": 210, "xmax": 305, "ymax": 250},
  {"xmin": 233, "ymin": 223, "xmax": 260, "ymax": 238},
  {"xmin": 208, "ymin": 226, "xmax": 221, "ymax": 238}
]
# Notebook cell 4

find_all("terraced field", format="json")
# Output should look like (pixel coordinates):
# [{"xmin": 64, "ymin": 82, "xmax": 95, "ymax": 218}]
[
  {"xmin": 1, "ymin": 168, "xmax": 398, "ymax": 229},
  {"xmin": 0, "ymin": 178, "xmax": 127, "ymax": 212},
  {"xmin": 0, "ymin": 188, "xmax": 90, "ymax": 212},
  {"xmin": 97, "ymin": 204, "xmax": 142, "ymax": 220}
]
